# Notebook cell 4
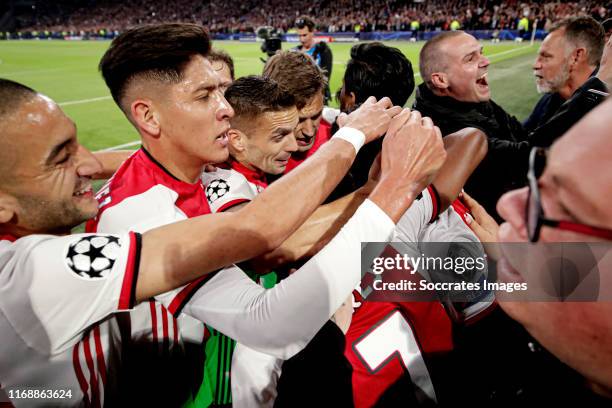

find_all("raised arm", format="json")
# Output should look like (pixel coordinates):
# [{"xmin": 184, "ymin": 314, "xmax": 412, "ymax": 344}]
[
  {"xmin": 253, "ymin": 124, "xmax": 482, "ymax": 271},
  {"xmin": 433, "ymin": 127, "xmax": 487, "ymax": 210},
  {"xmin": 135, "ymin": 97, "xmax": 404, "ymax": 300},
  {"xmin": 156, "ymin": 109, "xmax": 447, "ymax": 357}
]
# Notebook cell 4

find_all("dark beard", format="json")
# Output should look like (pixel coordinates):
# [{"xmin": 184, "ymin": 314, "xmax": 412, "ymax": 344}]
[{"xmin": 14, "ymin": 193, "xmax": 92, "ymax": 234}]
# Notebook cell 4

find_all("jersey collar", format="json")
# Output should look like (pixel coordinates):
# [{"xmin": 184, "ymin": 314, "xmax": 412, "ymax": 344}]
[{"xmin": 229, "ymin": 159, "xmax": 268, "ymax": 189}]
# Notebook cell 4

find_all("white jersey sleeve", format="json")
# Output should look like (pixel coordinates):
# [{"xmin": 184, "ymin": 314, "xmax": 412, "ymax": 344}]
[
  {"xmin": 393, "ymin": 185, "xmax": 441, "ymax": 243},
  {"xmin": 157, "ymin": 199, "xmax": 395, "ymax": 359},
  {"xmin": 202, "ymin": 167, "xmax": 259, "ymax": 213},
  {"xmin": 0, "ymin": 232, "xmax": 140, "ymax": 354}
]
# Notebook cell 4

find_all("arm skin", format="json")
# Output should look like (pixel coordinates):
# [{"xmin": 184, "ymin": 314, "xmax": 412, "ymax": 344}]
[
  {"xmin": 135, "ymin": 137, "xmax": 358, "ymax": 301},
  {"xmin": 92, "ymin": 150, "xmax": 134, "ymax": 179},
  {"xmin": 434, "ymin": 127, "xmax": 487, "ymax": 210},
  {"xmin": 250, "ymin": 127, "xmax": 487, "ymax": 272},
  {"xmin": 249, "ymin": 185, "xmax": 372, "ymax": 272},
  {"xmin": 135, "ymin": 102, "xmax": 441, "ymax": 302}
]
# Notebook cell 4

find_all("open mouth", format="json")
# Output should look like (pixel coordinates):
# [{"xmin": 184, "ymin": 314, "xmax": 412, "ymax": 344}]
[
  {"xmin": 73, "ymin": 184, "xmax": 93, "ymax": 198},
  {"xmin": 215, "ymin": 130, "xmax": 229, "ymax": 147},
  {"xmin": 475, "ymin": 72, "xmax": 489, "ymax": 89}
]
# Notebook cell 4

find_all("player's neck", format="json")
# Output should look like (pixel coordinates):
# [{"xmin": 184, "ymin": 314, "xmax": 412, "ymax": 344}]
[
  {"xmin": 142, "ymin": 140, "xmax": 203, "ymax": 184},
  {"xmin": 230, "ymin": 155, "xmax": 260, "ymax": 174}
]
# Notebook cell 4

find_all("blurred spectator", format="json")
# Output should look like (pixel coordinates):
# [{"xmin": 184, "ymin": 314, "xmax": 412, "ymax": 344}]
[{"xmin": 12, "ymin": 0, "xmax": 612, "ymax": 36}]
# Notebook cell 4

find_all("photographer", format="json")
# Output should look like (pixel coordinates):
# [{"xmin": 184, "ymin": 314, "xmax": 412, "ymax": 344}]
[{"xmin": 294, "ymin": 16, "xmax": 333, "ymax": 103}]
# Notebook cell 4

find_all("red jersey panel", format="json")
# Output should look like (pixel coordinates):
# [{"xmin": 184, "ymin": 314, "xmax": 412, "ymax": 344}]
[
  {"xmin": 345, "ymin": 294, "xmax": 453, "ymax": 408},
  {"xmin": 284, "ymin": 119, "xmax": 332, "ymax": 173}
]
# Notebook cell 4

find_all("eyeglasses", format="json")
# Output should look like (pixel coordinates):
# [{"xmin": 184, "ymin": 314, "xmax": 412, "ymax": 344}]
[
  {"xmin": 295, "ymin": 18, "xmax": 306, "ymax": 28},
  {"xmin": 526, "ymin": 147, "xmax": 612, "ymax": 242}
]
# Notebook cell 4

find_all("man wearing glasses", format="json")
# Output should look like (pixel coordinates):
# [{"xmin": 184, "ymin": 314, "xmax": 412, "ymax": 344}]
[
  {"xmin": 294, "ymin": 16, "xmax": 333, "ymax": 103},
  {"xmin": 464, "ymin": 97, "xmax": 612, "ymax": 404}
]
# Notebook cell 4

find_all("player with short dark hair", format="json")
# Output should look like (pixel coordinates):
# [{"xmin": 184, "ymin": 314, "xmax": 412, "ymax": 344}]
[
  {"xmin": 1, "ymin": 76, "xmax": 432, "ymax": 406},
  {"xmin": 340, "ymin": 42, "xmax": 415, "ymax": 110},
  {"xmin": 87, "ymin": 22, "xmax": 447, "ymax": 407},
  {"xmin": 332, "ymin": 42, "xmax": 415, "ymax": 201}
]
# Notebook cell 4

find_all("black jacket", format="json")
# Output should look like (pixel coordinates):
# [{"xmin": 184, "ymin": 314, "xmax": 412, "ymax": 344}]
[
  {"xmin": 413, "ymin": 84, "xmax": 530, "ymax": 219},
  {"xmin": 413, "ymin": 77, "xmax": 608, "ymax": 219},
  {"xmin": 523, "ymin": 92, "xmax": 564, "ymax": 132}
]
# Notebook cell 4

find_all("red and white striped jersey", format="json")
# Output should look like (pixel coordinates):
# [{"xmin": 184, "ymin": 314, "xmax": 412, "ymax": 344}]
[
  {"xmin": 87, "ymin": 148, "xmax": 209, "ymax": 346},
  {"xmin": 0, "ymin": 231, "xmax": 140, "ymax": 407}
]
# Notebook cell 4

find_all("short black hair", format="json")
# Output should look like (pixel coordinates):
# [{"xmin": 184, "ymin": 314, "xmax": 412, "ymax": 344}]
[
  {"xmin": 225, "ymin": 76, "xmax": 295, "ymax": 124},
  {"xmin": 208, "ymin": 48, "xmax": 235, "ymax": 80},
  {"xmin": 0, "ymin": 78, "xmax": 37, "ymax": 121},
  {"xmin": 343, "ymin": 42, "xmax": 414, "ymax": 107},
  {"xmin": 99, "ymin": 23, "xmax": 211, "ymax": 108},
  {"xmin": 295, "ymin": 16, "xmax": 315, "ymax": 31},
  {"xmin": 603, "ymin": 18, "xmax": 612, "ymax": 32}
]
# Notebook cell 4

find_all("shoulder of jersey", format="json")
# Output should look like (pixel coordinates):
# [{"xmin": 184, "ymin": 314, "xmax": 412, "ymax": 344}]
[
  {"xmin": 89, "ymin": 151, "xmax": 184, "ymax": 233},
  {"xmin": 322, "ymin": 107, "xmax": 340, "ymax": 126},
  {"xmin": 201, "ymin": 167, "xmax": 257, "ymax": 213}
]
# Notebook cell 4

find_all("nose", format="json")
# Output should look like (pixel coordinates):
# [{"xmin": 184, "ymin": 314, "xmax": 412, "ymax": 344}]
[
  {"xmin": 480, "ymin": 54, "xmax": 490, "ymax": 68},
  {"xmin": 216, "ymin": 92, "xmax": 235, "ymax": 121},
  {"xmin": 75, "ymin": 144, "xmax": 103, "ymax": 178},
  {"xmin": 286, "ymin": 133, "xmax": 299, "ymax": 153},
  {"xmin": 302, "ymin": 119, "xmax": 315, "ymax": 138},
  {"xmin": 497, "ymin": 187, "xmax": 529, "ymax": 240},
  {"xmin": 533, "ymin": 58, "xmax": 542, "ymax": 70}
]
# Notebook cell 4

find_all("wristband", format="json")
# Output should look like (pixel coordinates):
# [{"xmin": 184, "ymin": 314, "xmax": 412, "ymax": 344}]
[{"xmin": 332, "ymin": 126, "xmax": 366, "ymax": 154}]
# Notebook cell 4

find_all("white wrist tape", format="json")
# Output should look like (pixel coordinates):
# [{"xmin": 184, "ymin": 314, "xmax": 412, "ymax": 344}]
[{"xmin": 332, "ymin": 126, "xmax": 366, "ymax": 154}]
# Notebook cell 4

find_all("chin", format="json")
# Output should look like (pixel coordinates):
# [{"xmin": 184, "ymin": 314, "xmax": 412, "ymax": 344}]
[
  {"xmin": 80, "ymin": 202, "xmax": 100, "ymax": 221},
  {"xmin": 297, "ymin": 145, "xmax": 311, "ymax": 153},
  {"xmin": 206, "ymin": 149, "xmax": 230, "ymax": 165},
  {"xmin": 267, "ymin": 166, "xmax": 285, "ymax": 175}
]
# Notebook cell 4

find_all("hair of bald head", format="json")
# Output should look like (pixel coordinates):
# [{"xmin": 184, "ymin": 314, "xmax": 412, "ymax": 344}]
[
  {"xmin": 0, "ymin": 79, "xmax": 37, "ymax": 124},
  {"xmin": 99, "ymin": 23, "xmax": 211, "ymax": 113},
  {"xmin": 224, "ymin": 75, "xmax": 295, "ymax": 134},
  {"xmin": 549, "ymin": 16, "xmax": 605, "ymax": 66},
  {"xmin": 0, "ymin": 79, "xmax": 39, "ymax": 184},
  {"xmin": 419, "ymin": 31, "xmax": 465, "ymax": 89}
]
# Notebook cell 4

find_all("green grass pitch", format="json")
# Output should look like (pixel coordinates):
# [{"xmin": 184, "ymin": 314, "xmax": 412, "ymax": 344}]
[{"xmin": 0, "ymin": 39, "xmax": 540, "ymax": 152}]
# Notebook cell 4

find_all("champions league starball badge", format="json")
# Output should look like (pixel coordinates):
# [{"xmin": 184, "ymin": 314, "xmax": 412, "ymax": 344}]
[
  {"xmin": 206, "ymin": 179, "xmax": 230, "ymax": 203},
  {"xmin": 65, "ymin": 235, "xmax": 121, "ymax": 279}
]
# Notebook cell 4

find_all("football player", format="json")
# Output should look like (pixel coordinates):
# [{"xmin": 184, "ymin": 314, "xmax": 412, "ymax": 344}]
[
  {"xmin": 0, "ymin": 74, "xmax": 441, "ymax": 407},
  {"xmin": 83, "ymin": 22, "xmax": 446, "ymax": 406}
]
